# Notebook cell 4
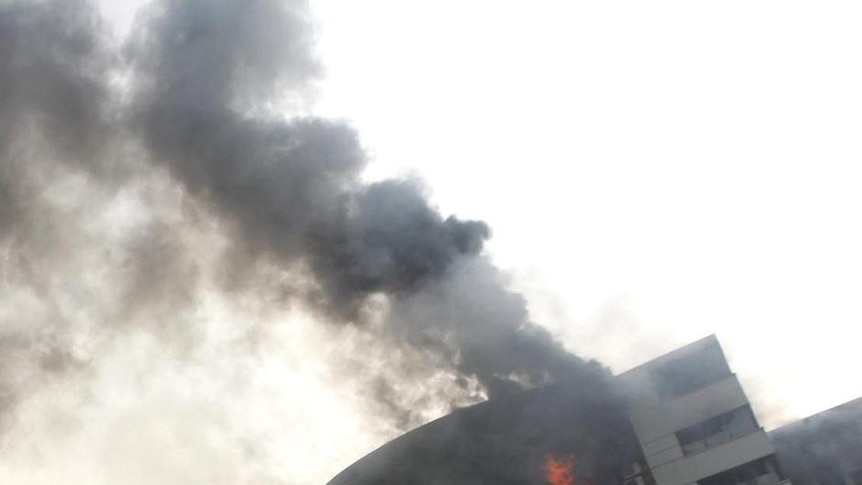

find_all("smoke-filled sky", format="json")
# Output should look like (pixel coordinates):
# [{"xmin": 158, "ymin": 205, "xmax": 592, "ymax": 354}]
[
  {"xmin": 1, "ymin": 1, "xmax": 860, "ymax": 484},
  {"xmin": 310, "ymin": 0, "xmax": 862, "ymax": 419}
]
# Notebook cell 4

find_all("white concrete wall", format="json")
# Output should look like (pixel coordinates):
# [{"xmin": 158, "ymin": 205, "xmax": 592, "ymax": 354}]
[
  {"xmin": 650, "ymin": 430, "xmax": 774, "ymax": 485},
  {"xmin": 625, "ymin": 375, "xmax": 751, "ymax": 444},
  {"xmin": 617, "ymin": 336, "xmax": 782, "ymax": 485}
]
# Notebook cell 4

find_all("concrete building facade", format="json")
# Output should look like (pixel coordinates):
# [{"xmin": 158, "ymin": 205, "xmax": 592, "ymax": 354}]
[
  {"xmin": 328, "ymin": 333, "xmax": 857, "ymax": 484},
  {"xmin": 618, "ymin": 335, "xmax": 789, "ymax": 485}
]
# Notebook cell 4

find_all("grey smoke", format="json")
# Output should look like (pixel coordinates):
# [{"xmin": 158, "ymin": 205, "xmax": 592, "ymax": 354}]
[
  {"xmin": 388, "ymin": 257, "xmax": 609, "ymax": 398},
  {"xmin": 132, "ymin": 0, "xmax": 493, "ymax": 322},
  {"xmin": 0, "ymin": 0, "xmax": 105, "ymax": 433},
  {"xmin": 0, "ymin": 0, "xmax": 112, "ymax": 171},
  {"xmin": 0, "ymin": 0, "xmax": 614, "ymax": 472},
  {"xmin": 126, "ymin": 0, "xmax": 603, "ymax": 394}
]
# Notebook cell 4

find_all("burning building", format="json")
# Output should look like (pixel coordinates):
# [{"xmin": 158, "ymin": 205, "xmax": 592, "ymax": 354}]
[
  {"xmin": 1, "ymin": 2, "xmax": 856, "ymax": 484},
  {"xmin": 326, "ymin": 384, "xmax": 647, "ymax": 485},
  {"xmin": 329, "ymin": 336, "xmax": 793, "ymax": 485}
]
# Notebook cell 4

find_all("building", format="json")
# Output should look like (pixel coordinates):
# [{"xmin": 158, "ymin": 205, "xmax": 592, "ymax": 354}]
[
  {"xmin": 327, "ymin": 383, "xmax": 646, "ymax": 484},
  {"xmin": 331, "ymin": 334, "xmax": 860, "ymax": 484},
  {"xmin": 617, "ymin": 335, "xmax": 788, "ymax": 485},
  {"xmin": 769, "ymin": 397, "xmax": 862, "ymax": 485}
]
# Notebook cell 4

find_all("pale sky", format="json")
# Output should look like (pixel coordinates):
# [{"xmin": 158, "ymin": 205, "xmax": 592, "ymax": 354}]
[
  {"xmin": 310, "ymin": 0, "xmax": 862, "ymax": 427},
  {"xmin": 7, "ymin": 1, "xmax": 861, "ymax": 484}
]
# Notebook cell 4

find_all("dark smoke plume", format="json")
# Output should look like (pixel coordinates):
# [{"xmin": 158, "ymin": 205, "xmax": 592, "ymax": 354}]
[
  {"xmin": 0, "ymin": 0, "xmax": 615, "ymax": 468},
  {"xmin": 131, "ymin": 0, "xmax": 493, "ymax": 322}
]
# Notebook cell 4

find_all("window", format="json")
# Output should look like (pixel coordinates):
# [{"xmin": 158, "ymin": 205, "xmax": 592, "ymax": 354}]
[
  {"xmin": 676, "ymin": 406, "xmax": 758, "ymax": 455},
  {"xmin": 698, "ymin": 456, "xmax": 783, "ymax": 485}
]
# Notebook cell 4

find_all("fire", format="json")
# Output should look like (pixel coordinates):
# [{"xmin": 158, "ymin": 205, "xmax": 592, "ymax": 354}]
[{"xmin": 545, "ymin": 455, "xmax": 577, "ymax": 485}]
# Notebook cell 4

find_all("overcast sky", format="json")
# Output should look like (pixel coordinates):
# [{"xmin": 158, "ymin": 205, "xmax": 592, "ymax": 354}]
[
  {"xmin": 3, "ymin": 1, "xmax": 860, "ymax": 484},
  {"xmin": 311, "ymin": 0, "xmax": 862, "ymax": 426}
]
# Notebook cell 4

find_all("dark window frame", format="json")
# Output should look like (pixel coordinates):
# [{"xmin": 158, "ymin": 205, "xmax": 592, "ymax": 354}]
[
  {"xmin": 697, "ymin": 455, "xmax": 784, "ymax": 485},
  {"xmin": 676, "ymin": 406, "xmax": 759, "ymax": 456}
]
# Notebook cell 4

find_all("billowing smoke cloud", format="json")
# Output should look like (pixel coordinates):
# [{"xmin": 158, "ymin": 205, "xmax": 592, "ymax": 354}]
[
  {"xmin": 388, "ymin": 257, "xmax": 609, "ymax": 397},
  {"xmin": 137, "ymin": 0, "xmax": 606, "ymax": 386},
  {"xmin": 131, "ymin": 0, "xmax": 493, "ymax": 322},
  {"xmin": 0, "ymin": 0, "xmax": 616, "ymax": 481},
  {"xmin": 121, "ymin": 0, "xmax": 604, "ymax": 394},
  {"xmin": 0, "ymin": 0, "xmax": 107, "ymax": 434}
]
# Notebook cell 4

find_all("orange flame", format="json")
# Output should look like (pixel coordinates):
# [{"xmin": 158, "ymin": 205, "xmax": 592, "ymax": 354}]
[{"xmin": 545, "ymin": 455, "xmax": 576, "ymax": 485}]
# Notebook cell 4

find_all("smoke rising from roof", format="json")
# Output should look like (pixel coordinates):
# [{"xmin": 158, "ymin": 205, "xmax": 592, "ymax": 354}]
[{"xmin": 0, "ymin": 0, "xmax": 615, "ymax": 481}]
